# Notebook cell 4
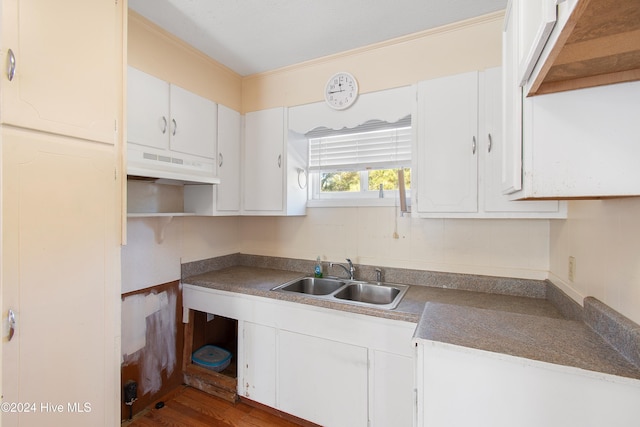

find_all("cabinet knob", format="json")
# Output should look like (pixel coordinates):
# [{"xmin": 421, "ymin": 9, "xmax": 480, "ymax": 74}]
[
  {"xmin": 6, "ymin": 48, "xmax": 16, "ymax": 81},
  {"xmin": 472, "ymin": 136, "xmax": 477, "ymax": 155},
  {"xmin": 171, "ymin": 118, "xmax": 177, "ymax": 136},
  {"xmin": 487, "ymin": 133, "xmax": 493, "ymax": 153},
  {"xmin": 219, "ymin": 153, "xmax": 224, "ymax": 168},
  {"xmin": 277, "ymin": 154, "xmax": 282, "ymax": 168}
]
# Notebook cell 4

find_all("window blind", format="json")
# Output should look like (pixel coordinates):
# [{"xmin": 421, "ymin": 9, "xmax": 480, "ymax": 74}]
[{"xmin": 308, "ymin": 117, "xmax": 412, "ymax": 172}]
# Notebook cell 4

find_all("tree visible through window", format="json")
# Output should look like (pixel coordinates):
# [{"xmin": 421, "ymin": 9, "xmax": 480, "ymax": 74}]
[
  {"xmin": 308, "ymin": 117, "xmax": 412, "ymax": 201},
  {"xmin": 320, "ymin": 168, "xmax": 411, "ymax": 193}
]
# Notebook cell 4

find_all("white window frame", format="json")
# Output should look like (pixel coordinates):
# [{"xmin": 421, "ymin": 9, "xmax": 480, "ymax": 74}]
[{"xmin": 306, "ymin": 119, "xmax": 412, "ymax": 207}]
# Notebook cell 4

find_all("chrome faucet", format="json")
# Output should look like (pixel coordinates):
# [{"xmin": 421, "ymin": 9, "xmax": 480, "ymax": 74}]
[
  {"xmin": 330, "ymin": 258, "xmax": 355, "ymax": 280},
  {"xmin": 375, "ymin": 268, "xmax": 383, "ymax": 283}
]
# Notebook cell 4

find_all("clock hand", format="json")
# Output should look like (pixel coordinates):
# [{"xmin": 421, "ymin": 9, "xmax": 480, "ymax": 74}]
[{"xmin": 328, "ymin": 89, "xmax": 344, "ymax": 94}]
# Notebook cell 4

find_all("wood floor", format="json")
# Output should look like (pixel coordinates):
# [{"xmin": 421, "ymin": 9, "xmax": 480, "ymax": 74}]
[{"xmin": 122, "ymin": 386, "xmax": 303, "ymax": 427}]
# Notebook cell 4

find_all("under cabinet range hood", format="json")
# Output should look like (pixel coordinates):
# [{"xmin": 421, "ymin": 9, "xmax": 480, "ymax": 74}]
[
  {"xmin": 127, "ymin": 143, "xmax": 220, "ymax": 185},
  {"xmin": 126, "ymin": 66, "xmax": 220, "ymax": 185}
]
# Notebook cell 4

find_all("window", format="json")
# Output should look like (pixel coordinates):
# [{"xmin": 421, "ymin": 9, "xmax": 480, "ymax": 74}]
[{"xmin": 308, "ymin": 117, "xmax": 411, "ymax": 204}]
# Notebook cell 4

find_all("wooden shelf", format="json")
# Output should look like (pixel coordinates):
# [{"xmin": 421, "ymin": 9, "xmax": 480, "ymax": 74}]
[{"xmin": 530, "ymin": 0, "xmax": 640, "ymax": 95}]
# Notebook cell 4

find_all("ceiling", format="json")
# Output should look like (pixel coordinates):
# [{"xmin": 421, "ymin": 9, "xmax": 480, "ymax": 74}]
[{"xmin": 129, "ymin": 0, "xmax": 507, "ymax": 76}]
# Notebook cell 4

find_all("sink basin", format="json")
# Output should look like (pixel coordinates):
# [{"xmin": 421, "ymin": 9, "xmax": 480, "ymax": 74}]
[
  {"xmin": 334, "ymin": 283, "xmax": 405, "ymax": 306},
  {"xmin": 274, "ymin": 277, "xmax": 345, "ymax": 295},
  {"xmin": 272, "ymin": 276, "xmax": 409, "ymax": 310}
]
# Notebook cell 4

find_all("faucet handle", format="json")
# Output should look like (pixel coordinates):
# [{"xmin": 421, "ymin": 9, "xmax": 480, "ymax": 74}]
[{"xmin": 375, "ymin": 268, "xmax": 383, "ymax": 283}]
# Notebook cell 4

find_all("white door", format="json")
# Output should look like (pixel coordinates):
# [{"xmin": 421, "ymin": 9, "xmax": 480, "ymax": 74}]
[
  {"xmin": 277, "ymin": 330, "xmax": 368, "ymax": 427},
  {"xmin": 216, "ymin": 105, "xmax": 241, "ymax": 212},
  {"xmin": 243, "ymin": 107, "xmax": 285, "ymax": 212},
  {"xmin": 417, "ymin": 71, "xmax": 479, "ymax": 213},
  {"xmin": 483, "ymin": 67, "xmax": 560, "ymax": 213},
  {"xmin": 501, "ymin": 0, "xmax": 523, "ymax": 195},
  {"xmin": 169, "ymin": 84, "xmax": 217, "ymax": 159},
  {"xmin": 371, "ymin": 350, "xmax": 413, "ymax": 427},
  {"xmin": 241, "ymin": 322, "xmax": 277, "ymax": 407},
  {"xmin": 0, "ymin": 0, "xmax": 119, "ymax": 144},
  {"xmin": 2, "ymin": 128, "xmax": 119, "ymax": 427},
  {"xmin": 127, "ymin": 66, "xmax": 170, "ymax": 150}
]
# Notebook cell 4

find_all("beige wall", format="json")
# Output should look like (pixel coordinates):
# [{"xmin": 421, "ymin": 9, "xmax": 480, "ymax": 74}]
[
  {"xmin": 240, "ymin": 208, "xmax": 550, "ymax": 280},
  {"xmin": 549, "ymin": 199, "xmax": 640, "ymax": 324},
  {"xmin": 242, "ymin": 12, "xmax": 503, "ymax": 112},
  {"xmin": 128, "ymin": 11, "xmax": 242, "ymax": 111},
  {"xmin": 124, "ymin": 10, "xmax": 553, "ymax": 294}
]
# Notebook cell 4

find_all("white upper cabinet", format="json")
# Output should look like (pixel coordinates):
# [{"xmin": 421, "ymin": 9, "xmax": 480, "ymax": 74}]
[
  {"xmin": 1, "ymin": 0, "xmax": 119, "ymax": 144},
  {"xmin": 244, "ymin": 107, "xmax": 285, "ymax": 212},
  {"xmin": 417, "ymin": 71, "xmax": 479, "ymax": 214},
  {"xmin": 169, "ymin": 84, "xmax": 217, "ymax": 159},
  {"xmin": 503, "ymin": 0, "xmax": 640, "ymax": 199},
  {"xmin": 243, "ymin": 107, "xmax": 307, "ymax": 216},
  {"xmin": 127, "ymin": 66, "xmax": 218, "ymax": 184},
  {"xmin": 519, "ymin": 82, "xmax": 640, "ymax": 199},
  {"xmin": 214, "ymin": 105, "xmax": 241, "ymax": 212},
  {"xmin": 184, "ymin": 104, "xmax": 242, "ymax": 215},
  {"xmin": 127, "ymin": 66, "xmax": 170, "ymax": 150},
  {"xmin": 416, "ymin": 68, "xmax": 564, "ymax": 218},
  {"xmin": 523, "ymin": 0, "xmax": 640, "ymax": 96},
  {"xmin": 514, "ymin": 0, "xmax": 557, "ymax": 87},
  {"xmin": 482, "ymin": 68, "xmax": 562, "ymax": 214}
]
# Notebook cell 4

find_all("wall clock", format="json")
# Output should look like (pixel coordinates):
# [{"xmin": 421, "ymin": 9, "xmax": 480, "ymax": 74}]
[{"xmin": 324, "ymin": 72, "xmax": 358, "ymax": 110}]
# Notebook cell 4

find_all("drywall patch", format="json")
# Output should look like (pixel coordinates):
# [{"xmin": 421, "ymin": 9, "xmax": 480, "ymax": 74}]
[{"xmin": 122, "ymin": 287, "xmax": 177, "ymax": 395}]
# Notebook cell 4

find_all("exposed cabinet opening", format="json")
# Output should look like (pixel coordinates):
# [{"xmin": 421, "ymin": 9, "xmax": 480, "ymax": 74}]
[{"xmin": 183, "ymin": 309, "xmax": 238, "ymax": 402}]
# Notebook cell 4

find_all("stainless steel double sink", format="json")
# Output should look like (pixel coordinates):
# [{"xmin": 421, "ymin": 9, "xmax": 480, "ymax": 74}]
[{"xmin": 271, "ymin": 276, "xmax": 409, "ymax": 310}]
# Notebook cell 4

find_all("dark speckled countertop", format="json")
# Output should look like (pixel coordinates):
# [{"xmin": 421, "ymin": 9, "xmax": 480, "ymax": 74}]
[
  {"xmin": 182, "ymin": 265, "xmax": 561, "ymax": 323},
  {"xmin": 182, "ymin": 261, "xmax": 640, "ymax": 382}
]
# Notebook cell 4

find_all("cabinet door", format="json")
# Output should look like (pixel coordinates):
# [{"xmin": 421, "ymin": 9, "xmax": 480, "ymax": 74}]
[
  {"xmin": 2, "ymin": 128, "xmax": 119, "ymax": 426},
  {"xmin": 241, "ymin": 322, "xmax": 276, "ymax": 407},
  {"xmin": 483, "ymin": 67, "xmax": 559, "ymax": 213},
  {"xmin": 127, "ymin": 66, "xmax": 170, "ymax": 150},
  {"xmin": 501, "ymin": 1, "xmax": 524, "ymax": 195},
  {"xmin": 417, "ymin": 71, "xmax": 479, "ymax": 213},
  {"xmin": 516, "ymin": 0, "xmax": 557, "ymax": 86},
  {"xmin": 371, "ymin": 350, "xmax": 413, "ymax": 427},
  {"xmin": 216, "ymin": 105, "xmax": 241, "ymax": 212},
  {"xmin": 1, "ymin": 0, "xmax": 119, "ymax": 144},
  {"xmin": 169, "ymin": 84, "xmax": 217, "ymax": 159},
  {"xmin": 278, "ymin": 330, "xmax": 368, "ymax": 427},
  {"xmin": 243, "ymin": 107, "xmax": 285, "ymax": 212}
]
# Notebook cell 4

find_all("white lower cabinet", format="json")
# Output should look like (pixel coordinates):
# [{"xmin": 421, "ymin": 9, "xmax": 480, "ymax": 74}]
[
  {"xmin": 278, "ymin": 331, "xmax": 368, "ymax": 427},
  {"xmin": 371, "ymin": 350, "xmax": 414, "ymax": 427},
  {"xmin": 414, "ymin": 340, "xmax": 640, "ymax": 427},
  {"xmin": 182, "ymin": 285, "xmax": 415, "ymax": 426},
  {"xmin": 241, "ymin": 322, "xmax": 277, "ymax": 407}
]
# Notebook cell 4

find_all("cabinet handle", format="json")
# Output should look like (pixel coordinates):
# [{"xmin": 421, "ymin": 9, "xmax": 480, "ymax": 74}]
[
  {"xmin": 6, "ymin": 48, "xmax": 16, "ymax": 81},
  {"xmin": 161, "ymin": 116, "xmax": 168, "ymax": 134},
  {"xmin": 487, "ymin": 133, "xmax": 493, "ymax": 153},
  {"xmin": 7, "ymin": 309, "xmax": 15, "ymax": 341},
  {"xmin": 218, "ymin": 153, "xmax": 223, "ymax": 167},
  {"xmin": 171, "ymin": 118, "xmax": 177, "ymax": 136},
  {"xmin": 472, "ymin": 136, "xmax": 477, "ymax": 155},
  {"xmin": 277, "ymin": 154, "xmax": 282, "ymax": 168}
]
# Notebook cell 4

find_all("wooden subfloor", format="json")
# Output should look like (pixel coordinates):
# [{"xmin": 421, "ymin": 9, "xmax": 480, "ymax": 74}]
[{"xmin": 122, "ymin": 386, "xmax": 302, "ymax": 427}]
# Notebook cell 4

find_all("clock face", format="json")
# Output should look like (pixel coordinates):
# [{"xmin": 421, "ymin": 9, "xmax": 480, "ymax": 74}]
[{"xmin": 324, "ymin": 72, "xmax": 358, "ymax": 110}]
